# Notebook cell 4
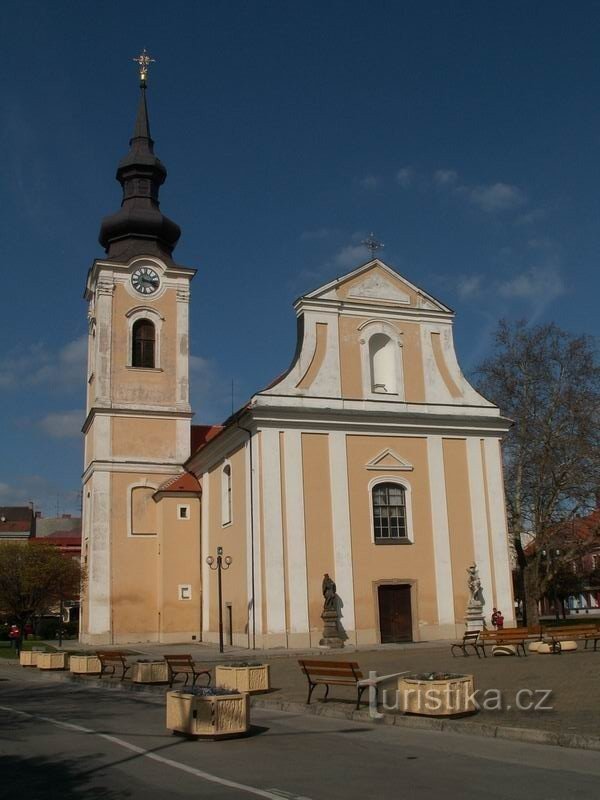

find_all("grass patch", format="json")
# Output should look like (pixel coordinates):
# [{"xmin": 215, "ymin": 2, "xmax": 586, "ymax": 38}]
[{"xmin": 0, "ymin": 640, "xmax": 58, "ymax": 659}]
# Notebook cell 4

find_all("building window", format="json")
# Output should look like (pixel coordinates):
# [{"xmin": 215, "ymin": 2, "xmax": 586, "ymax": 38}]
[
  {"xmin": 178, "ymin": 584, "xmax": 192, "ymax": 600},
  {"xmin": 132, "ymin": 318, "xmax": 155, "ymax": 368},
  {"xmin": 372, "ymin": 482, "xmax": 408, "ymax": 543},
  {"xmin": 221, "ymin": 464, "xmax": 232, "ymax": 526},
  {"xmin": 178, "ymin": 504, "xmax": 190, "ymax": 520},
  {"xmin": 369, "ymin": 333, "xmax": 397, "ymax": 394}
]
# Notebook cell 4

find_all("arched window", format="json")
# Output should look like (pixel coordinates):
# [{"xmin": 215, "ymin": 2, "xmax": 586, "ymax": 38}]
[
  {"xmin": 132, "ymin": 319, "xmax": 155, "ymax": 368},
  {"xmin": 372, "ymin": 482, "xmax": 407, "ymax": 543},
  {"xmin": 369, "ymin": 333, "xmax": 397, "ymax": 394},
  {"xmin": 221, "ymin": 464, "xmax": 232, "ymax": 526}
]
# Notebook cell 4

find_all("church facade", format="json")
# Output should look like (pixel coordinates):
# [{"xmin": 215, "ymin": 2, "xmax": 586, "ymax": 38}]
[{"xmin": 80, "ymin": 76, "xmax": 515, "ymax": 647}]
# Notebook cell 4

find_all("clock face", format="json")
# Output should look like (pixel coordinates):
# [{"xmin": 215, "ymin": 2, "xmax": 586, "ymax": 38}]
[{"xmin": 131, "ymin": 267, "xmax": 160, "ymax": 295}]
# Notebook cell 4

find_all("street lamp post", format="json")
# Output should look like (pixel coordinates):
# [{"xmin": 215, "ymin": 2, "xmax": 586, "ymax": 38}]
[{"xmin": 206, "ymin": 546, "xmax": 232, "ymax": 654}]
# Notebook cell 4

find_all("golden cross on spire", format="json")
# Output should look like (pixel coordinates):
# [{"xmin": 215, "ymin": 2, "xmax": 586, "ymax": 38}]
[
  {"xmin": 133, "ymin": 48, "xmax": 155, "ymax": 86},
  {"xmin": 361, "ymin": 232, "xmax": 385, "ymax": 259}
]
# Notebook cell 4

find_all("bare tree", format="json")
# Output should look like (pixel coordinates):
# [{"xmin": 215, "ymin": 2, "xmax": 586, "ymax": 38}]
[
  {"xmin": 475, "ymin": 320, "xmax": 600, "ymax": 625},
  {"xmin": 0, "ymin": 542, "xmax": 85, "ymax": 649}
]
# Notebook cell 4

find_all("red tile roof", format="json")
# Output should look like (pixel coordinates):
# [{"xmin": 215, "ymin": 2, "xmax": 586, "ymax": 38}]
[{"xmin": 156, "ymin": 471, "xmax": 202, "ymax": 494}]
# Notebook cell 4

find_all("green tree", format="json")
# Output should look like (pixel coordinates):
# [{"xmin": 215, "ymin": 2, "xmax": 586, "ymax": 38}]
[
  {"xmin": 0, "ymin": 542, "xmax": 84, "ymax": 648},
  {"xmin": 475, "ymin": 320, "xmax": 600, "ymax": 625}
]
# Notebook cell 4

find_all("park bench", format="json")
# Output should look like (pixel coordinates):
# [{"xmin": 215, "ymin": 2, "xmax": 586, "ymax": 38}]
[
  {"xmin": 450, "ymin": 630, "xmax": 486, "ymax": 658},
  {"xmin": 545, "ymin": 624, "xmax": 600, "ymax": 653},
  {"xmin": 298, "ymin": 659, "xmax": 368, "ymax": 709},
  {"xmin": 163, "ymin": 654, "xmax": 211, "ymax": 688},
  {"xmin": 480, "ymin": 628, "xmax": 529, "ymax": 656},
  {"xmin": 96, "ymin": 651, "xmax": 131, "ymax": 680}
]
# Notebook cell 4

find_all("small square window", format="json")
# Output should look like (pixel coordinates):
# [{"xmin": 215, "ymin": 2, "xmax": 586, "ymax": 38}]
[
  {"xmin": 178, "ymin": 584, "xmax": 192, "ymax": 600},
  {"xmin": 177, "ymin": 504, "xmax": 190, "ymax": 520}
]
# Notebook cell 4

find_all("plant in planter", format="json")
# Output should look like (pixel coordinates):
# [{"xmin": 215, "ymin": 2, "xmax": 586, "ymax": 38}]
[
  {"xmin": 37, "ymin": 651, "xmax": 68, "ymax": 670},
  {"xmin": 395, "ymin": 672, "xmax": 476, "ymax": 717},
  {"xmin": 214, "ymin": 661, "xmax": 270, "ymax": 694},
  {"xmin": 166, "ymin": 686, "xmax": 250, "ymax": 738}
]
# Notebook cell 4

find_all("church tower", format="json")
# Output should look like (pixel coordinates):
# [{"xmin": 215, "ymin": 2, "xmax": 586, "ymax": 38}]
[{"xmin": 81, "ymin": 54, "xmax": 199, "ymax": 643}]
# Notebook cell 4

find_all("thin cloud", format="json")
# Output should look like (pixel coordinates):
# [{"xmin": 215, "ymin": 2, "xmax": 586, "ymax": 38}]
[
  {"xmin": 334, "ymin": 243, "xmax": 369, "ymax": 268},
  {"xmin": 497, "ymin": 263, "xmax": 565, "ymax": 302},
  {"xmin": 359, "ymin": 175, "xmax": 382, "ymax": 190},
  {"xmin": 396, "ymin": 167, "xmax": 414, "ymax": 188},
  {"xmin": 39, "ymin": 410, "xmax": 83, "ymax": 439},
  {"xmin": 456, "ymin": 274, "xmax": 483, "ymax": 299},
  {"xmin": 465, "ymin": 182, "xmax": 527, "ymax": 213},
  {"xmin": 433, "ymin": 169, "xmax": 458, "ymax": 186},
  {"xmin": 0, "ymin": 335, "xmax": 87, "ymax": 391},
  {"xmin": 299, "ymin": 227, "xmax": 336, "ymax": 241}
]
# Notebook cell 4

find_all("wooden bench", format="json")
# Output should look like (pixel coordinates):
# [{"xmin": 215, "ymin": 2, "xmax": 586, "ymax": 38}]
[
  {"xmin": 96, "ymin": 651, "xmax": 131, "ymax": 680},
  {"xmin": 545, "ymin": 624, "xmax": 600, "ymax": 653},
  {"xmin": 480, "ymin": 628, "xmax": 529, "ymax": 656},
  {"xmin": 450, "ymin": 631, "xmax": 485, "ymax": 658},
  {"xmin": 163, "ymin": 654, "xmax": 211, "ymax": 688},
  {"xmin": 298, "ymin": 659, "xmax": 367, "ymax": 709}
]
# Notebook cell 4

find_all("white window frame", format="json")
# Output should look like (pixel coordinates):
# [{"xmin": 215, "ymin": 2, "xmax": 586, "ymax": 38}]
[
  {"xmin": 221, "ymin": 461, "xmax": 232, "ymax": 527},
  {"xmin": 178, "ymin": 584, "xmax": 192, "ymax": 600},
  {"xmin": 368, "ymin": 476, "xmax": 414, "ymax": 545},
  {"xmin": 125, "ymin": 306, "xmax": 164, "ymax": 369},
  {"xmin": 177, "ymin": 504, "xmax": 191, "ymax": 521},
  {"xmin": 358, "ymin": 319, "xmax": 405, "ymax": 401}
]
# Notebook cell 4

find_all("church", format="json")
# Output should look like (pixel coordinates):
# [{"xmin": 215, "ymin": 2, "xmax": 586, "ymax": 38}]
[{"xmin": 80, "ymin": 62, "xmax": 515, "ymax": 647}]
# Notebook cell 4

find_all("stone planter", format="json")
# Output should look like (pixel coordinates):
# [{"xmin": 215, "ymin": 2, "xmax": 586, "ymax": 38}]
[
  {"xmin": 37, "ymin": 652, "xmax": 68, "ymax": 670},
  {"xmin": 166, "ymin": 688, "xmax": 250, "ymax": 738},
  {"xmin": 132, "ymin": 660, "xmax": 169, "ymax": 684},
  {"xmin": 20, "ymin": 651, "xmax": 41, "ymax": 667},
  {"xmin": 528, "ymin": 641, "xmax": 543, "ymax": 653},
  {"xmin": 70, "ymin": 655, "xmax": 102, "ymax": 674},
  {"xmin": 538, "ymin": 640, "xmax": 577, "ymax": 654},
  {"xmin": 215, "ymin": 663, "xmax": 270, "ymax": 694},
  {"xmin": 396, "ymin": 673, "xmax": 476, "ymax": 717}
]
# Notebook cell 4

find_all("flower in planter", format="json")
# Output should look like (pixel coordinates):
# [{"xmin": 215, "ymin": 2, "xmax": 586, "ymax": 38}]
[
  {"xmin": 408, "ymin": 672, "xmax": 465, "ymax": 681},
  {"xmin": 226, "ymin": 661, "xmax": 263, "ymax": 668},
  {"xmin": 177, "ymin": 686, "xmax": 240, "ymax": 697}
]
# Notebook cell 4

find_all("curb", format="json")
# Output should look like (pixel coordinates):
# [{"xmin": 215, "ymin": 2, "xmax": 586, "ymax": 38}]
[{"xmin": 54, "ymin": 672, "xmax": 600, "ymax": 753}]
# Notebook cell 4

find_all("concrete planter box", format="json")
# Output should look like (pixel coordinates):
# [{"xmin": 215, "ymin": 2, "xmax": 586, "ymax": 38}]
[
  {"xmin": 132, "ymin": 660, "xmax": 169, "ymax": 684},
  {"xmin": 215, "ymin": 663, "xmax": 270, "ymax": 694},
  {"xmin": 70, "ymin": 655, "xmax": 101, "ymax": 674},
  {"xmin": 166, "ymin": 688, "xmax": 250, "ymax": 738},
  {"xmin": 20, "ymin": 651, "xmax": 40, "ymax": 667},
  {"xmin": 396, "ymin": 673, "xmax": 475, "ymax": 717},
  {"xmin": 37, "ymin": 652, "xmax": 68, "ymax": 670}
]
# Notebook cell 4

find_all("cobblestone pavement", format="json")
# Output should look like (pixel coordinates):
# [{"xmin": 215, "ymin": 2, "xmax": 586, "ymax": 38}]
[{"xmin": 6, "ymin": 640, "xmax": 599, "ymax": 739}]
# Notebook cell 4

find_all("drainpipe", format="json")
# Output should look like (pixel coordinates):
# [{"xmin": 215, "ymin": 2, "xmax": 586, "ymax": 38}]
[{"xmin": 237, "ymin": 421, "xmax": 256, "ymax": 650}]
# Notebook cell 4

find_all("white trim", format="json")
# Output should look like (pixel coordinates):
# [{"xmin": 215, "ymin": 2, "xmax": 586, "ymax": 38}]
[
  {"xmin": 250, "ymin": 433, "xmax": 263, "ymax": 636},
  {"xmin": 127, "ymin": 307, "xmax": 163, "ymax": 369},
  {"xmin": 87, "ymin": 470, "xmax": 111, "ymax": 636},
  {"xmin": 426, "ymin": 436, "xmax": 455, "ymax": 626},
  {"xmin": 367, "ymin": 475, "xmax": 414, "ymax": 545},
  {"xmin": 175, "ymin": 279, "xmax": 191, "ymax": 411},
  {"xmin": 127, "ymin": 481, "xmax": 159, "ymax": 537},
  {"xmin": 365, "ymin": 448, "xmax": 414, "ymax": 471},
  {"xmin": 201, "ymin": 471, "xmax": 210, "ymax": 635},
  {"xmin": 260, "ymin": 429, "xmax": 287, "ymax": 635},
  {"xmin": 221, "ymin": 461, "xmax": 232, "ymax": 527},
  {"xmin": 177, "ymin": 504, "xmax": 191, "ymax": 520},
  {"xmin": 283, "ymin": 430, "xmax": 310, "ymax": 634},
  {"xmin": 466, "ymin": 438, "xmax": 494, "ymax": 615},
  {"xmin": 484, "ymin": 438, "xmax": 515, "ymax": 623},
  {"xmin": 244, "ymin": 439, "xmax": 255, "ymax": 643},
  {"xmin": 328, "ymin": 432, "xmax": 356, "ymax": 630}
]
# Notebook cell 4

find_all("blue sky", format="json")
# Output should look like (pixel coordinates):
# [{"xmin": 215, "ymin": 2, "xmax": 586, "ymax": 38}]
[{"xmin": 1, "ymin": 1, "xmax": 599, "ymax": 515}]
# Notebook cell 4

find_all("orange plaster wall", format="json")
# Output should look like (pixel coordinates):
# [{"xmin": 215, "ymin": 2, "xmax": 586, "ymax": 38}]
[
  {"xmin": 110, "ymin": 471, "xmax": 161, "ymax": 637},
  {"xmin": 111, "ymin": 417, "xmax": 177, "ymax": 461},
  {"xmin": 346, "ymin": 435, "xmax": 436, "ymax": 636},
  {"xmin": 301, "ymin": 434, "xmax": 334, "ymax": 630},
  {"xmin": 443, "ymin": 438, "xmax": 475, "ymax": 620}
]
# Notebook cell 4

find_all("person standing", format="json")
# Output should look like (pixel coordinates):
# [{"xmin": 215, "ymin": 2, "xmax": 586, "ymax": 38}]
[
  {"xmin": 8, "ymin": 624, "xmax": 21, "ymax": 653},
  {"xmin": 491, "ymin": 608, "xmax": 499, "ymax": 629},
  {"xmin": 496, "ymin": 610, "xmax": 505, "ymax": 630}
]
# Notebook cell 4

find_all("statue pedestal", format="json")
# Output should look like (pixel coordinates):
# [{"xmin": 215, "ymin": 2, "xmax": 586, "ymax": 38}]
[
  {"xmin": 319, "ymin": 609, "xmax": 344, "ymax": 649},
  {"xmin": 464, "ymin": 601, "xmax": 485, "ymax": 632}
]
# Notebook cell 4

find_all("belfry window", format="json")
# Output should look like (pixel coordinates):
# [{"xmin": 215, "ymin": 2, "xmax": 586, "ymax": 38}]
[
  {"xmin": 369, "ymin": 333, "xmax": 397, "ymax": 394},
  {"xmin": 372, "ymin": 483, "xmax": 407, "ymax": 543},
  {"xmin": 132, "ymin": 319, "xmax": 155, "ymax": 368}
]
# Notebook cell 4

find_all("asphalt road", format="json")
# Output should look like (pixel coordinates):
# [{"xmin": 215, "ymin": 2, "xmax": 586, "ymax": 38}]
[{"xmin": 1, "ymin": 672, "xmax": 599, "ymax": 800}]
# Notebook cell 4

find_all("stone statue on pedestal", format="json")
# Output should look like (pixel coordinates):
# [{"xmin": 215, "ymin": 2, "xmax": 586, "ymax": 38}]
[
  {"xmin": 319, "ymin": 573, "xmax": 344, "ymax": 648},
  {"xmin": 464, "ymin": 562, "xmax": 485, "ymax": 632}
]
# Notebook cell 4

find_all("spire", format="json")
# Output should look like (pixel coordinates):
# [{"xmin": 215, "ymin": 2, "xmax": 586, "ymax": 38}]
[{"xmin": 99, "ymin": 51, "xmax": 181, "ymax": 262}]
